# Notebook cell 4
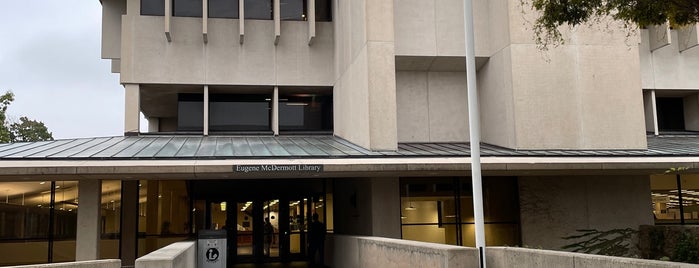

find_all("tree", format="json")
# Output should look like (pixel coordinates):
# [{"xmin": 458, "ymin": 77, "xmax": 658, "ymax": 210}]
[
  {"xmin": 0, "ymin": 91, "xmax": 53, "ymax": 143},
  {"xmin": 524, "ymin": 0, "xmax": 699, "ymax": 48}
]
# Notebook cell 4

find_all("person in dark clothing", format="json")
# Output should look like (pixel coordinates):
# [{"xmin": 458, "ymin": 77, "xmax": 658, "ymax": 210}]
[
  {"xmin": 264, "ymin": 217, "xmax": 274, "ymax": 256},
  {"xmin": 308, "ymin": 213, "xmax": 326, "ymax": 267}
]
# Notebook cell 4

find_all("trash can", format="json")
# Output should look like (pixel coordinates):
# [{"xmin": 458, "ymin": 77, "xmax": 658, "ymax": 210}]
[{"xmin": 198, "ymin": 230, "xmax": 227, "ymax": 268}]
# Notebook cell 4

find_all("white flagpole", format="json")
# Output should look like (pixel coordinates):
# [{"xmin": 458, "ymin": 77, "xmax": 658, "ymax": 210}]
[{"xmin": 462, "ymin": 0, "xmax": 486, "ymax": 267}]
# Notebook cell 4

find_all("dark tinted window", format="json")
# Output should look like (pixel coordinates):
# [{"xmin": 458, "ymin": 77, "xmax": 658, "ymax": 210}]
[
  {"xmin": 174, "ymin": 0, "xmax": 203, "ymax": 17},
  {"xmin": 178, "ymin": 94, "xmax": 204, "ymax": 131},
  {"xmin": 209, "ymin": 0, "xmax": 239, "ymax": 18},
  {"xmin": 657, "ymin": 97, "xmax": 685, "ymax": 131},
  {"xmin": 142, "ymin": 0, "xmax": 165, "ymax": 15},
  {"xmin": 245, "ymin": 0, "xmax": 272, "ymax": 20},
  {"xmin": 209, "ymin": 94, "xmax": 271, "ymax": 131},
  {"xmin": 315, "ymin": 0, "xmax": 331, "ymax": 21},
  {"xmin": 279, "ymin": 94, "xmax": 332, "ymax": 131},
  {"xmin": 281, "ymin": 0, "xmax": 304, "ymax": 20}
]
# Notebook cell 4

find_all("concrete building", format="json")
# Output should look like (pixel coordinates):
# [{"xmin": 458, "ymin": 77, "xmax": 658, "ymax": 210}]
[{"xmin": 0, "ymin": 0, "xmax": 698, "ymax": 266}]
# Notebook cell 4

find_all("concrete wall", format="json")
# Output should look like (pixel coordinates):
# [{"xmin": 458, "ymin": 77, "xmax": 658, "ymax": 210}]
[
  {"xmin": 396, "ymin": 71, "xmax": 469, "ymax": 142},
  {"xmin": 640, "ymin": 29, "xmax": 699, "ymax": 90},
  {"xmin": 134, "ymin": 241, "xmax": 195, "ymax": 268},
  {"xmin": 487, "ymin": 247, "xmax": 699, "ymax": 268},
  {"xmin": 684, "ymin": 94, "xmax": 699, "ymax": 131},
  {"xmin": 120, "ymin": 16, "xmax": 334, "ymax": 86},
  {"xmin": 333, "ymin": 178, "xmax": 401, "ymax": 238},
  {"xmin": 328, "ymin": 235, "xmax": 478, "ymax": 268},
  {"xmin": 3, "ymin": 260, "xmax": 120, "ymax": 268},
  {"xmin": 101, "ymin": 0, "xmax": 125, "ymax": 60},
  {"xmin": 332, "ymin": 0, "xmax": 397, "ymax": 150},
  {"xmin": 519, "ymin": 175, "xmax": 654, "ymax": 250}
]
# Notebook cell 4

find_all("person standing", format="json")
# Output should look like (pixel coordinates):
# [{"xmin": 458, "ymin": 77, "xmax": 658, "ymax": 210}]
[
  {"xmin": 264, "ymin": 217, "xmax": 274, "ymax": 256},
  {"xmin": 308, "ymin": 213, "xmax": 326, "ymax": 267}
]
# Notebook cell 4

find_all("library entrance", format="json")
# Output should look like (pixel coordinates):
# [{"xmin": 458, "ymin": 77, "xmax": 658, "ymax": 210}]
[{"xmin": 192, "ymin": 179, "xmax": 328, "ymax": 265}]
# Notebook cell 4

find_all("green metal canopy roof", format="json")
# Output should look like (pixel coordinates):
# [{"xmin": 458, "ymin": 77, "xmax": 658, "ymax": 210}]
[{"xmin": 0, "ymin": 135, "xmax": 696, "ymax": 160}]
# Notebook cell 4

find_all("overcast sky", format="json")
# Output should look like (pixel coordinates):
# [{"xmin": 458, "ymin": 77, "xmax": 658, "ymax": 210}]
[{"xmin": 0, "ymin": 1, "xmax": 126, "ymax": 139}]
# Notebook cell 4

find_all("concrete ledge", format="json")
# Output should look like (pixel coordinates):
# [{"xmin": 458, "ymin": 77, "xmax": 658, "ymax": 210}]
[
  {"xmin": 487, "ymin": 247, "xmax": 699, "ymax": 268},
  {"xmin": 135, "ymin": 241, "xmax": 195, "ymax": 268},
  {"xmin": 3, "ymin": 260, "xmax": 121, "ymax": 268},
  {"xmin": 329, "ymin": 235, "xmax": 478, "ymax": 268}
]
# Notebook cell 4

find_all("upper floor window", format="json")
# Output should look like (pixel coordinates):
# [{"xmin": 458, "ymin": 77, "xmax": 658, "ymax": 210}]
[
  {"xmin": 314, "ymin": 0, "xmax": 331, "ymax": 21},
  {"xmin": 245, "ymin": 0, "xmax": 273, "ymax": 20},
  {"xmin": 279, "ymin": 92, "xmax": 333, "ymax": 132},
  {"xmin": 209, "ymin": 94, "xmax": 272, "ymax": 132},
  {"xmin": 657, "ymin": 97, "xmax": 685, "ymax": 131},
  {"xmin": 209, "ymin": 0, "xmax": 239, "ymax": 18},
  {"xmin": 281, "ymin": 0, "xmax": 303, "ymax": 20},
  {"xmin": 141, "ymin": 0, "xmax": 165, "ymax": 16},
  {"xmin": 177, "ymin": 93, "xmax": 204, "ymax": 132},
  {"xmin": 174, "ymin": 0, "xmax": 203, "ymax": 17}
]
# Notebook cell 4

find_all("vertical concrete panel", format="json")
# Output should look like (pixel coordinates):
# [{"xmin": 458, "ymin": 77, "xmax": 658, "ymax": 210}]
[
  {"xmin": 333, "ymin": 179, "xmax": 373, "ymax": 236},
  {"xmin": 684, "ymin": 94, "xmax": 699, "ymax": 131},
  {"xmin": 427, "ymin": 72, "xmax": 469, "ymax": 142},
  {"xmin": 396, "ymin": 71, "xmax": 429, "ymax": 142},
  {"xmin": 519, "ymin": 176, "xmax": 653, "ymax": 250},
  {"xmin": 648, "ymin": 30, "xmax": 699, "ymax": 90},
  {"xmin": 478, "ymin": 47, "xmax": 516, "ymax": 148},
  {"xmin": 370, "ymin": 178, "xmax": 401, "ymax": 239},
  {"xmin": 124, "ymin": 84, "xmax": 140, "ymax": 134},
  {"xmin": 101, "ymin": 0, "xmax": 126, "ymax": 60},
  {"xmin": 643, "ymin": 91, "xmax": 655, "ymax": 132},
  {"xmin": 367, "ymin": 42, "xmax": 398, "ymax": 150},
  {"xmin": 76, "ymin": 180, "xmax": 101, "ymax": 261},
  {"xmin": 393, "ymin": 0, "xmax": 437, "ymax": 56}
]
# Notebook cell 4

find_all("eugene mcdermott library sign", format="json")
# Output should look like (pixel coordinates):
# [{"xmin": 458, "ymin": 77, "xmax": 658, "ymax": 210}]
[{"xmin": 234, "ymin": 164, "xmax": 323, "ymax": 173}]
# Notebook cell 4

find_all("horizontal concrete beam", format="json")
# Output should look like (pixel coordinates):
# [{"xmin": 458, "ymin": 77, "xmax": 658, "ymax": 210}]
[
  {"xmin": 0, "ymin": 156, "xmax": 697, "ymax": 180},
  {"xmin": 3, "ymin": 260, "xmax": 121, "ymax": 268}
]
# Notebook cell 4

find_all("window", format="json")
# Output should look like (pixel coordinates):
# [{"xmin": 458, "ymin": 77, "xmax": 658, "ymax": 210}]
[
  {"xmin": 245, "ymin": 0, "xmax": 272, "ymax": 20},
  {"xmin": 141, "ymin": 0, "xmax": 165, "ymax": 16},
  {"xmin": 174, "ymin": 0, "xmax": 203, "ymax": 17},
  {"xmin": 314, "ymin": 0, "xmax": 331, "ymax": 21},
  {"xmin": 657, "ymin": 97, "xmax": 685, "ymax": 131},
  {"xmin": 651, "ymin": 174, "xmax": 699, "ymax": 225},
  {"xmin": 177, "ymin": 94, "xmax": 204, "ymax": 132},
  {"xmin": 209, "ymin": 94, "xmax": 271, "ymax": 132},
  {"xmin": 279, "ymin": 93, "xmax": 332, "ymax": 132},
  {"xmin": 400, "ymin": 177, "xmax": 520, "ymax": 247},
  {"xmin": 281, "ymin": 0, "xmax": 304, "ymax": 20},
  {"xmin": 209, "ymin": 0, "xmax": 239, "ymax": 18}
]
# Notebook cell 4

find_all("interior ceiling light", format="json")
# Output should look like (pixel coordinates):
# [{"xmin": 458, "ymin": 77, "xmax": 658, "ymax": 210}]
[{"xmin": 220, "ymin": 202, "xmax": 227, "ymax": 212}]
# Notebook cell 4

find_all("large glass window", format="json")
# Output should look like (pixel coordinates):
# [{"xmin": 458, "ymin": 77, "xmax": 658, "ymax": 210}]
[
  {"xmin": 400, "ymin": 177, "xmax": 520, "ymax": 247},
  {"xmin": 652, "ymin": 174, "xmax": 699, "ymax": 225},
  {"xmin": 245, "ymin": 0, "xmax": 272, "ymax": 20},
  {"xmin": 209, "ymin": 0, "xmax": 239, "ymax": 18},
  {"xmin": 0, "ymin": 181, "xmax": 51, "ymax": 265},
  {"xmin": 100, "ymin": 181, "xmax": 121, "ymax": 259},
  {"xmin": 281, "ymin": 0, "xmax": 304, "ymax": 20},
  {"xmin": 138, "ymin": 180, "xmax": 191, "ymax": 257},
  {"xmin": 52, "ymin": 181, "xmax": 78, "ymax": 263},
  {"xmin": 209, "ymin": 94, "xmax": 271, "ymax": 132},
  {"xmin": 279, "ymin": 92, "xmax": 332, "ymax": 132},
  {"xmin": 141, "ymin": 0, "xmax": 165, "ymax": 16},
  {"xmin": 174, "ymin": 0, "xmax": 203, "ymax": 17},
  {"xmin": 177, "ymin": 94, "xmax": 204, "ymax": 132}
]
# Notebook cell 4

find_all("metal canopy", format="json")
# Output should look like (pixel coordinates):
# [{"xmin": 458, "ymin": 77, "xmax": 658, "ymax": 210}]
[{"xmin": 0, "ymin": 135, "xmax": 697, "ymax": 160}]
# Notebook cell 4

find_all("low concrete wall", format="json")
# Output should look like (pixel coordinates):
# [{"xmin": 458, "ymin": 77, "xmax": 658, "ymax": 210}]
[
  {"xmin": 135, "ymin": 241, "xmax": 195, "ymax": 268},
  {"xmin": 487, "ymin": 247, "xmax": 699, "ymax": 268},
  {"xmin": 2, "ymin": 260, "xmax": 120, "ymax": 268},
  {"xmin": 328, "ymin": 235, "xmax": 479, "ymax": 268}
]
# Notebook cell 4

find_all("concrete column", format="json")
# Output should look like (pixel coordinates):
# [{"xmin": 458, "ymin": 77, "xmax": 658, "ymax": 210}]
[
  {"xmin": 307, "ymin": 0, "xmax": 316, "ymax": 45},
  {"xmin": 165, "ymin": 0, "xmax": 172, "ymax": 41},
  {"xmin": 148, "ymin": 117, "xmax": 160, "ymax": 133},
  {"xmin": 124, "ymin": 84, "xmax": 140, "ymax": 135},
  {"xmin": 370, "ymin": 178, "xmax": 401, "ymax": 238},
  {"xmin": 204, "ymin": 86, "xmax": 209, "ymax": 135},
  {"xmin": 651, "ymin": 90, "xmax": 659, "ymax": 135},
  {"xmin": 202, "ymin": 0, "xmax": 208, "ymax": 43},
  {"xmin": 76, "ymin": 180, "xmax": 101, "ymax": 261},
  {"xmin": 272, "ymin": 87, "xmax": 279, "ymax": 135},
  {"xmin": 120, "ymin": 181, "xmax": 139, "ymax": 267},
  {"xmin": 684, "ymin": 93, "xmax": 699, "ymax": 131},
  {"xmin": 273, "ymin": 0, "xmax": 280, "ymax": 45},
  {"xmin": 239, "ymin": 0, "xmax": 245, "ymax": 44}
]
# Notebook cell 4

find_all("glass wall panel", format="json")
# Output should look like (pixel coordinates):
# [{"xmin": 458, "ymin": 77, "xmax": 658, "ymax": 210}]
[
  {"xmin": 314, "ymin": 0, "xmax": 331, "ymax": 21},
  {"xmin": 245, "ymin": 0, "xmax": 272, "ymax": 19},
  {"xmin": 177, "ymin": 94, "xmax": 204, "ymax": 131},
  {"xmin": 0, "ymin": 181, "xmax": 51, "ymax": 265},
  {"xmin": 138, "ymin": 180, "xmax": 191, "ymax": 257},
  {"xmin": 209, "ymin": 94, "xmax": 271, "ymax": 132},
  {"xmin": 400, "ymin": 177, "xmax": 520, "ymax": 247},
  {"xmin": 52, "ymin": 181, "xmax": 78, "ymax": 262},
  {"xmin": 279, "ymin": 93, "xmax": 332, "ymax": 132},
  {"xmin": 651, "ymin": 174, "xmax": 699, "ymax": 225},
  {"xmin": 174, "ymin": 0, "xmax": 203, "ymax": 17},
  {"xmin": 100, "ymin": 180, "xmax": 121, "ymax": 259},
  {"xmin": 281, "ymin": 0, "xmax": 304, "ymax": 20},
  {"xmin": 209, "ymin": 0, "xmax": 239, "ymax": 18},
  {"xmin": 142, "ymin": 0, "xmax": 165, "ymax": 15}
]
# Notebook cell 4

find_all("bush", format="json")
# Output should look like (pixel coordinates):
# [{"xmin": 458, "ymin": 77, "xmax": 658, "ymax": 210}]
[{"xmin": 673, "ymin": 232, "xmax": 699, "ymax": 264}]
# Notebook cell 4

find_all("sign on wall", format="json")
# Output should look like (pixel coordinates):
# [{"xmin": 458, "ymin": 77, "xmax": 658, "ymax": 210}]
[{"xmin": 233, "ymin": 164, "xmax": 323, "ymax": 173}]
